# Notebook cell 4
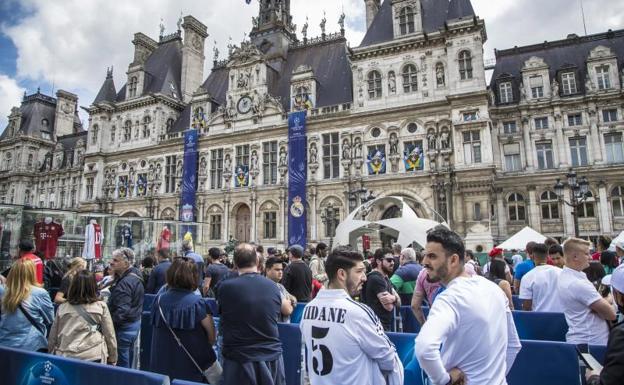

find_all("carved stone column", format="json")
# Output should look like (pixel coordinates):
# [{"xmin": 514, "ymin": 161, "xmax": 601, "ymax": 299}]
[
  {"xmin": 250, "ymin": 188, "xmax": 257, "ymax": 243},
  {"xmin": 553, "ymin": 112, "xmax": 569, "ymax": 167},
  {"xmin": 223, "ymin": 194, "xmax": 231, "ymax": 244},
  {"xmin": 587, "ymin": 107, "xmax": 603, "ymax": 164},
  {"xmin": 527, "ymin": 185, "xmax": 540, "ymax": 231},
  {"xmin": 598, "ymin": 181, "xmax": 612, "ymax": 235},
  {"xmin": 521, "ymin": 116, "xmax": 534, "ymax": 171},
  {"xmin": 309, "ymin": 185, "xmax": 318, "ymax": 242}
]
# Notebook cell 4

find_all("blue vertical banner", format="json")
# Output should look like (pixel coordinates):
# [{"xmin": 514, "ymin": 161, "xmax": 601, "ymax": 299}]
[
  {"xmin": 180, "ymin": 129, "xmax": 198, "ymax": 237},
  {"xmin": 287, "ymin": 111, "xmax": 307, "ymax": 247}
]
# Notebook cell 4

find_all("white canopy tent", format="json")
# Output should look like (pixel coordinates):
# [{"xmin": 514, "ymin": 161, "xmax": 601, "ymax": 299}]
[
  {"xmin": 333, "ymin": 196, "xmax": 444, "ymax": 249},
  {"xmin": 497, "ymin": 226, "xmax": 547, "ymax": 251},
  {"xmin": 611, "ymin": 230, "xmax": 624, "ymax": 250}
]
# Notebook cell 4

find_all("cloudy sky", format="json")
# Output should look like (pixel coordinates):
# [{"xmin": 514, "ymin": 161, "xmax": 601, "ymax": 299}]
[{"xmin": 0, "ymin": 0, "xmax": 623, "ymax": 131}]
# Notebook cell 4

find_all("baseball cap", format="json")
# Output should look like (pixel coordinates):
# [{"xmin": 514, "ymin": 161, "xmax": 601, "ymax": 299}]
[
  {"xmin": 615, "ymin": 240, "xmax": 624, "ymax": 251},
  {"xmin": 488, "ymin": 247, "xmax": 503, "ymax": 257},
  {"xmin": 610, "ymin": 267, "xmax": 624, "ymax": 294},
  {"xmin": 288, "ymin": 244, "xmax": 304, "ymax": 258}
]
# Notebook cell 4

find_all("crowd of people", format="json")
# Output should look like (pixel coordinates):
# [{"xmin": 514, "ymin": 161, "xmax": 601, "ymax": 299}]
[{"xmin": 0, "ymin": 230, "xmax": 623, "ymax": 385}]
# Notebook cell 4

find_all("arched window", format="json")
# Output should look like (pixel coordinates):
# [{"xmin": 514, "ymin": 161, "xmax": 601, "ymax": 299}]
[
  {"xmin": 399, "ymin": 7, "xmax": 415, "ymax": 35},
  {"xmin": 110, "ymin": 126, "xmax": 116, "ymax": 143},
  {"xmin": 128, "ymin": 76, "xmax": 138, "ymax": 98},
  {"xmin": 508, "ymin": 193, "xmax": 526, "ymax": 221},
  {"xmin": 612, "ymin": 186, "xmax": 624, "ymax": 217},
  {"xmin": 578, "ymin": 191, "xmax": 595, "ymax": 218},
  {"xmin": 367, "ymin": 70, "xmax": 382, "ymax": 99},
  {"xmin": 402, "ymin": 64, "xmax": 418, "ymax": 93},
  {"xmin": 473, "ymin": 202, "xmax": 482, "ymax": 221},
  {"xmin": 540, "ymin": 191, "xmax": 559, "ymax": 220},
  {"xmin": 91, "ymin": 124, "xmax": 98, "ymax": 145},
  {"xmin": 142, "ymin": 116, "xmax": 151, "ymax": 138},
  {"xmin": 458, "ymin": 50, "xmax": 473, "ymax": 80},
  {"xmin": 124, "ymin": 120, "xmax": 132, "ymax": 141}
]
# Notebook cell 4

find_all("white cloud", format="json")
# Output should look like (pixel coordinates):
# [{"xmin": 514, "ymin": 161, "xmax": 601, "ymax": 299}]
[{"xmin": 0, "ymin": 74, "xmax": 25, "ymax": 131}]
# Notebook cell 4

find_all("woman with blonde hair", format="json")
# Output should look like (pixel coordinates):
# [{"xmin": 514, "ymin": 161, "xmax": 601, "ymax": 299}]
[
  {"xmin": 48, "ymin": 270, "xmax": 117, "ymax": 364},
  {"xmin": 54, "ymin": 257, "xmax": 87, "ymax": 304},
  {"xmin": 0, "ymin": 258, "xmax": 54, "ymax": 351}
]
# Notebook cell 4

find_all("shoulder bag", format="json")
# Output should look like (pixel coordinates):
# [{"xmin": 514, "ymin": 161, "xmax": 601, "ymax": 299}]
[
  {"xmin": 19, "ymin": 303, "xmax": 47, "ymax": 337},
  {"xmin": 73, "ymin": 304, "xmax": 102, "ymax": 333}
]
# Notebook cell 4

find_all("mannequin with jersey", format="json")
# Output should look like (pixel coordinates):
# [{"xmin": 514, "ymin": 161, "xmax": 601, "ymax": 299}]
[
  {"xmin": 157, "ymin": 225, "xmax": 171, "ymax": 252},
  {"xmin": 34, "ymin": 217, "xmax": 64, "ymax": 260},
  {"xmin": 83, "ymin": 219, "xmax": 103, "ymax": 270}
]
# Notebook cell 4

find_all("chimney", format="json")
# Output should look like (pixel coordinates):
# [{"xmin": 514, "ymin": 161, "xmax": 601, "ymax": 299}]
[
  {"xmin": 131, "ymin": 33, "xmax": 158, "ymax": 66},
  {"xmin": 364, "ymin": 0, "xmax": 381, "ymax": 29},
  {"xmin": 54, "ymin": 90, "xmax": 78, "ymax": 137},
  {"xmin": 181, "ymin": 15, "xmax": 208, "ymax": 103}
]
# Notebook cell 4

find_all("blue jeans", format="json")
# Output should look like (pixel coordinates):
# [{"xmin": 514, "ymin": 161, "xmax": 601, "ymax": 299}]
[{"xmin": 115, "ymin": 320, "xmax": 141, "ymax": 368}]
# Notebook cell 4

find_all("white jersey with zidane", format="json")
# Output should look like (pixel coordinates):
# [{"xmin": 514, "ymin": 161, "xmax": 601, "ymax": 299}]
[{"xmin": 300, "ymin": 289, "xmax": 403, "ymax": 385}]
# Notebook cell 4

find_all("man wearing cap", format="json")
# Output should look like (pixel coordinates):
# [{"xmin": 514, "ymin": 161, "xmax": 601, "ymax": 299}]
[
  {"xmin": 586, "ymin": 266, "xmax": 624, "ymax": 385},
  {"xmin": 615, "ymin": 241, "xmax": 624, "ymax": 266},
  {"xmin": 282, "ymin": 244, "xmax": 312, "ymax": 302}
]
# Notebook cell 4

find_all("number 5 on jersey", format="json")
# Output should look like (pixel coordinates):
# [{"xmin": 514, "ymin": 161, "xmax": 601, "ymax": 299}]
[{"xmin": 311, "ymin": 326, "xmax": 333, "ymax": 376}]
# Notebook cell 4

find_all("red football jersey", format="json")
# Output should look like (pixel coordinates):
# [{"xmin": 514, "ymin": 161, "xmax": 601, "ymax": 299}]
[
  {"xmin": 34, "ymin": 221, "xmax": 64, "ymax": 260},
  {"xmin": 93, "ymin": 223, "xmax": 102, "ymax": 259}
]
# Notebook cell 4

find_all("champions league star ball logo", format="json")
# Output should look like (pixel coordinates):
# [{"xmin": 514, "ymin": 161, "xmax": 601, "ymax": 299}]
[
  {"xmin": 290, "ymin": 196, "xmax": 305, "ymax": 218},
  {"xmin": 21, "ymin": 360, "xmax": 69, "ymax": 385}
]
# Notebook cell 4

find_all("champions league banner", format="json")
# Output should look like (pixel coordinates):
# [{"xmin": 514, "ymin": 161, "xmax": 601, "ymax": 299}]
[
  {"xmin": 181, "ymin": 129, "xmax": 199, "ymax": 237},
  {"xmin": 287, "ymin": 111, "xmax": 308, "ymax": 247}
]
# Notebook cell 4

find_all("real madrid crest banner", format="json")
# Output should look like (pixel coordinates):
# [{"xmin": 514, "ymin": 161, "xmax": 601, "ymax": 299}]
[
  {"xmin": 288, "ymin": 110, "xmax": 308, "ymax": 247},
  {"xmin": 180, "ymin": 129, "xmax": 199, "ymax": 226}
]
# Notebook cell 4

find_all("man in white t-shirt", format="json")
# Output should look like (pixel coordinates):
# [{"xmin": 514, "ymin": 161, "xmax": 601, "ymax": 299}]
[
  {"xmin": 519, "ymin": 243, "xmax": 563, "ymax": 312},
  {"xmin": 415, "ymin": 226, "xmax": 521, "ymax": 385},
  {"xmin": 300, "ymin": 247, "xmax": 403, "ymax": 385},
  {"xmin": 557, "ymin": 237, "xmax": 616, "ymax": 345}
]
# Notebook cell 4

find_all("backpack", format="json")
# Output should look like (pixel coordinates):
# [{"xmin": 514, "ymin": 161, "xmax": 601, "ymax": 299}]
[{"xmin": 44, "ymin": 259, "xmax": 68, "ymax": 291}]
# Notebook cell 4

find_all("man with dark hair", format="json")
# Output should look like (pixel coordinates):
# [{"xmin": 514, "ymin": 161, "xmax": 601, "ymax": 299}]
[
  {"xmin": 265, "ymin": 257, "xmax": 296, "ymax": 322},
  {"xmin": 415, "ymin": 226, "xmax": 521, "ymax": 385},
  {"xmin": 309, "ymin": 242, "xmax": 328, "ymax": 287},
  {"xmin": 514, "ymin": 241, "xmax": 537, "ymax": 293},
  {"xmin": 282, "ymin": 244, "xmax": 312, "ymax": 302},
  {"xmin": 19, "ymin": 239, "xmax": 44, "ymax": 285},
  {"xmin": 203, "ymin": 247, "xmax": 229, "ymax": 297},
  {"xmin": 146, "ymin": 248, "xmax": 171, "ymax": 294},
  {"xmin": 217, "ymin": 243, "xmax": 285, "ymax": 385},
  {"xmin": 300, "ymin": 248, "xmax": 403, "ymax": 385},
  {"xmin": 519, "ymin": 243, "xmax": 563, "ymax": 312},
  {"xmin": 362, "ymin": 247, "xmax": 400, "ymax": 331},
  {"xmin": 391, "ymin": 243, "xmax": 402, "ymax": 273},
  {"xmin": 549, "ymin": 244, "xmax": 565, "ymax": 268}
]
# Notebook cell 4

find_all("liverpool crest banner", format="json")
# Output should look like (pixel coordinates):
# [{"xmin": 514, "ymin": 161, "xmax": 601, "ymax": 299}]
[
  {"xmin": 288, "ymin": 111, "xmax": 307, "ymax": 247},
  {"xmin": 180, "ymin": 129, "xmax": 198, "ymax": 238}
]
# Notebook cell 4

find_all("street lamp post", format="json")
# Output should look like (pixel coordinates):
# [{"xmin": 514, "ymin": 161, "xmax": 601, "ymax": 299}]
[
  {"xmin": 553, "ymin": 169, "xmax": 590, "ymax": 238},
  {"xmin": 321, "ymin": 203, "xmax": 339, "ymax": 249}
]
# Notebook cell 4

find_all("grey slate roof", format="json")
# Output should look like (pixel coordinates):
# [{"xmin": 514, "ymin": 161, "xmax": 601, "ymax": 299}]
[
  {"xmin": 57, "ymin": 131, "xmax": 87, "ymax": 168},
  {"xmin": 93, "ymin": 71, "xmax": 117, "ymax": 104},
  {"xmin": 359, "ymin": 0, "xmax": 476, "ymax": 47},
  {"xmin": 491, "ymin": 29, "xmax": 624, "ymax": 105},
  {"xmin": 0, "ymin": 93, "xmax": 57, "ymax": 140},
  {"xmin": 171, "ymin": 104, "xmax": 191, "ymax": 133}
]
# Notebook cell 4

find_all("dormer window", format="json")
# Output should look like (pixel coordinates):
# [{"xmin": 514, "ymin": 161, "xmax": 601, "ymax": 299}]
[
  {"xmin": 367, "ymin": 71, "xmax": 382, "ymax": 99},
  {"xmin": 402, "ymin": 64, "xmax": 418, "ymax": 93},
  {"xmin": 529, "ymin": 75, "xmax": 544, "ymax": 98},
  {"xmin": 399, "ymin": 7, "xmax": 415, "ymax": 35},
  {"xmin": 596, "ymin": 65, "xmax": 611, "ymax": 90},
  {"xmin": 128, "ymin": 76, "xmax": 138, "ymax": 98},
  {"xmin": 499, "ymin": 82, "xmax": 513, "ymax": 103},
  {"xmin": 561, "ymin": 72, "xmax": 577, "ymax": 95},
  {"xmin": 458, "ymin": 51, "xmax": 473, "ymax": 80},
  {"xmin": 41, "ymin": 118, "xmax": 49, "ymax": 127}
]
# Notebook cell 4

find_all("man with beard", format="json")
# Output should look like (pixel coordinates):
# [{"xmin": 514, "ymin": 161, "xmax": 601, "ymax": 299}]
[
  {"xmin": 300, "ymin": 247, "xmax": 403, "ymax": 385},
  {"xmin": 362, "ymin": 248, "xmax": 401, "ymax": 331},
  {"xmin": 415, "ymin": 226, "xmax": 521, "ymax": 385}
]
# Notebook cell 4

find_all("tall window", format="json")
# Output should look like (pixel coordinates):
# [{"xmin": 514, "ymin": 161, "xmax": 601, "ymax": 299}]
[
  {"xmin": 128, "ymin": 76, "xmax": 138, "ymax": 97},
  {"xmin": 142, "ymin": 116, "xmax": 151, "ymax": 138},
  {"xmin": 322, "ymin": 132, "xmax": 340, "ymax": 179},
  {"xmin": 399, "ymin": 7, "xmax": 415, "ymax": 35},
  {"xmin": 263, "ymin": 211, "xmax": 277, "ymax": 239},
  {"xmin": 463, "ymin": 130, "xmax": 481, "ymax": 164},
  {"xmin": 568, "ymin": 113, "xmax": 582, "ymax": 127},
  {"xmin": 235, "ymin": 145, "xmax": 250, "ymax": 167},
  {"xmin": 541, "ymin": 191, "xmax": 559, "ymax": 220},
  {"xmin": 535, "ymin": 117, "xmax": 549, "ymax": 130},
  {"xmin": 605, "ymin": 133, "xmax": 624, "ymax": 163},
  {"xmin": 473, "ymin": 203, "xmax": 482, "ymax": 221},
  {"xmin": 166, "ymin": 118, "xmax": 175, "ymax": 132},
  {"xmin": 503, "ymin": 143, "xmax": 522, "ymax": 172},
  {"xmin": 86, "ymin": 177, "xmax": 94, "ymax": 200},
  {"xmin": 596, "ymin": 65, "xmax": 611, "ymax": 90},
  {"xmin": 508, "ymin": 193, "xmax": 526, "ymax": 221},
  {"xmin": 561, "ymin": 72, "xmax": 577, "ymax": 95},
  {"xmin": 124, "ymin": 121, "xmax": 132, "ymax": 141},
  {"xmin": 503, "ymin": 121, "xmax": 517, "ymax": 134},
  {"xmin": 91, "ymin": 125, "xmax": 98, "ymax": 145},
  {"xmin": 210, "ymin": 149, "xmax": 223, "ymax": 189},
  {"xmin": 612, "ymin": 186, "xmax": 624, "ymax": 217},
  {"xmin": 209, "ymin": 214, "xmax": 222, "ymax": 240},
  {"xmin": 529, "ymin": 75, "xmax": 544, "ymax": 98},
  {"xmin": 263, "ymin": 141, "xmax": 278, "ymax": 185},
  {"xmin": 110, "ymin": 126, "xmax": 116, "ymax": 143},
  {"xmin": 402, "ymin": 64, "xmax": 418, "ymax": 93},
  {"xmin": 165, "ymin": 155, "xmax": 177, "ymax": 193},
  {"xmin": 536, "ymin": 141, "xmax": 554, "ymax": 169},
  {"xmin": 70, "ymin": 190, "xmax": 76, "ymax": 207},
  {"xmin": 578, "ymin": 191, "xmax": 595, "ymax": 218},
  {"xmin": 59, "ymin": 191, "xmax": 65, "ymax": 209},
  {"xmin": 603, "ymin": 109, "xmax": 618, "ymax": 123},
  {"xmin": 569, "ymin": 137, "xmax": 588, "ymax": 167},
  {"xmin": 367, "ymin": 71, "xmax": 382, "ymax": 99},
  {"xmin": 458, "ymin": 50, "xmax": 473, "ymax": 80},
  {"xmin": 499, "ymin": 82, "xmax": 513, "ymax": 103}
]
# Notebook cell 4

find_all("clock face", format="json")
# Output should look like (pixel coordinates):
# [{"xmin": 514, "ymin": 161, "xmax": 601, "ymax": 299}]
[{"xmin": 237, "ymin": 96, "xmax": 252, "ymax": 114}]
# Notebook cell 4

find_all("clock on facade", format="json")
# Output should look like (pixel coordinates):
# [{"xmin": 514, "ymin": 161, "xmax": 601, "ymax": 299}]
[{"xmin": 237, "ymin": 96, "xmax": 252, "ymax": 114}]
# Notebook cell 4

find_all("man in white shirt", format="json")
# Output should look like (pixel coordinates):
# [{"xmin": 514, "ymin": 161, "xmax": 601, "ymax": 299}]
[
  {"xmin": 300, "ymin": 247, "xmax": 403, "ymax": 385},
  {"xmin": 558, "ymin": 237, "xmax": 616, "ymax": 345},
  {"xmin": 415, "ymin": 226, "xmax": 522, "ymax": 385},
  {"xmin": 519, "ymin": 243, "xmax": 563, "ymax": 312}
]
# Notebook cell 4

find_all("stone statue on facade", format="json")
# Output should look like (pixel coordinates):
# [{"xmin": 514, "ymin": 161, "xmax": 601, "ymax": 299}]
[
  {"xmin": 427, "ymin": 129, "xmax": 437, "ymax": 150},
  {"xmin": 338, "ymin": 12, "xmax": 345, "ymax": 31},
  {"xmin": 436, "ymin": 63, "xmax": 445, "ymax": 86},
  {"xmin": 520, "ymin": 82, "xmax": 527, "ymax": 101},
  {"xmin": 342, "ymin": 138, "xmax": 351, "ymax": 160},
  {"xmin": 224, "ymin": 154, "xmax": 232, "ymax": 173},
  {"xmin": 213, "ymin": 41, "xmax": 219, "ymax": 62},
  {"xmin": 551, "ymin": 79, "xmax": 559, "ymax": 97},
  {"xmin": 309, "ymin": 142, "xmax": 318, "ymax": 164},
  {"xmin": 585, "ymin": 77, "xmax": 594, "ymax": 93},
  {"xmin": 354, "ymin": 137, "xmax": 362, "ymax": 160},
  {"xmin": 279, "ymin": 147, "xmax": 288, "ymax": 167},
  {"xmin": 199, "ymin": 157, "xmax": 207, "ymax": 176},
  {"xmin": 252, "ymin": 16, "xmax": 259, "ymax": 29},
  {"xmin": 176, "ymin": 160, "xmax": 183, "ymax": 177},
  {"xmin": 250, "ymin": 150, "xmax": 259, "ymax": 171},
  {"xmin": 251, "ymin": 90, "xmax": 263, "ymax": 115},
  {"xmin": 389, "ymin": 133, "xmax": 399, "ymax": 155},
  {"xmin": 388, "ymin": 72, "xmax": 396, "ymax": 94},
  {"xmin": 302, "ymin": 17, "xmax": 308, "ymax": 41},
  {"xmin": 440, "ymin": 130, "xmax": 450, "ymax": 150},
  {"xmin": 320, "ymin": 12, "xmax": 327, "ymax": 35}
]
